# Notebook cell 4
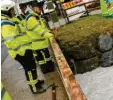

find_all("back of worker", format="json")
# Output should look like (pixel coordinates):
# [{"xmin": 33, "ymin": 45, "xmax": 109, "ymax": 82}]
[
  {"xmin": 1, "ymin": 11, "xmax": 32, "ymax": 58},
  {"xmin": 1, "ymin": 7, "xmax": 20, "ymax": 58},
  {"xmin": 1, "ymin": 0, "xmax": 46, "ymax": 94},
  {"xmin": 26, "ymin": 1, "xmax": 55, "ymax": 74}
]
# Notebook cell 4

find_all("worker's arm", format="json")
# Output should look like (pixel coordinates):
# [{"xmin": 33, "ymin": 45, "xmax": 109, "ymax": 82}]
[
  {"xmin": 1, "ymin": 23, "xmax": 20, "ymax": 49},
  {"xmin": 27, "ymin": 16, "xmax": 54, "ymax": 41}
]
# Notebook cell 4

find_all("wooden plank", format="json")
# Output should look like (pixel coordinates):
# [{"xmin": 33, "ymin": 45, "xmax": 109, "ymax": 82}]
[{"xmin": 50, "ymin": 39, "xmax": 87, "ymax": 100}]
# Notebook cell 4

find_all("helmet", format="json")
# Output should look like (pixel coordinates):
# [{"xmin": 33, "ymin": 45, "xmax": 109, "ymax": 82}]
[{"xmin": 1, "ymin": 0, "xmax": 15, "ymax": 11}]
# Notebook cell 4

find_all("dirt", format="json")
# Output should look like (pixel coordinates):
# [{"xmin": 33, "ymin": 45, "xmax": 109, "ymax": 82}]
[
  {"xmin": 56, "ymin": 15, "xmax": 113, "ymax": 57},
  {"xmin": 56, "ymin": 15, "xmax": 113, "ymax": 46},
  {"xmin": 56, "ymin": 15, "xmax": 113, "ymax": 73}
]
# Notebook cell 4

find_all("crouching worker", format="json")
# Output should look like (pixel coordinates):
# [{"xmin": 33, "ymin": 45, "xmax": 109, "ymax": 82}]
[
  {"xmin": 1, "ymin": 0, "xmax": 47, "ymax": 94},
  {"xmin": 26, "ymin": 0, "xmax": 55, "ymax": 74}
]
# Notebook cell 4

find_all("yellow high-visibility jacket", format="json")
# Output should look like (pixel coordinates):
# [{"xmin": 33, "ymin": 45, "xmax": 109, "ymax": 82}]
[
  {"xmin": 26, "ymin": 10, "xmax": 54, "ymax": 50},
  {"xmin": 100, "ymin": 0, "xmax": 113, "ymax": 17},
  {"xmin": 12, "ymin": 13, "xmax": 26, "ymax": 34},
  {"xmin": 16, "ymin": 13, "xmax": 27, "ymax": 33},
  {"xmin": 1, "ymin": 14, "xmax": 32, "ymax": 58}
]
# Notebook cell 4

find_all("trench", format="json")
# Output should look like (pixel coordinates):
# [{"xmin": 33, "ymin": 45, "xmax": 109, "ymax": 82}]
[
  {"xmin": 56, "ymin": 15, "xmax": 113, "ymax": 74},
  {"xmin": 55, "ymin": 14, "xmax": 113, "ymax": 99}
]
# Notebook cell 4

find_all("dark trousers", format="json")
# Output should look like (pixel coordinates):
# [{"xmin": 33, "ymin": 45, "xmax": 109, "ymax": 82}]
[
  {"xmin": 15, "ymin": 48, "xmax": 55, "ymax": 86},
  {"xmin": 15, "ymin": 50, "xmax": 39, "ymax": 93},
  {"xmin": 15, "ymin": 48, "xmax": 54, "ymax": 78},
  {"xmin": 35, "ymin": 48, "xmax": 55, "ymax": 74},
  {"xmin": 15, "ymin": 50, "xmax": 36, "ymax": 71},
  {"xmin": 35, "ymin": 48, "xmax": 51, "ymax": 61}
]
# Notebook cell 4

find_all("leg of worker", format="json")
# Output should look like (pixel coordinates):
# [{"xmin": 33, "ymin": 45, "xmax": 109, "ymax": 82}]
[
  {"xmin": 15, "ymin": 50, "xmax": 45, "ymax": 94},
  {"xmin": 43, "ymin": 48, "xmax": 55, "ymax": 72},
  {"xmin": 35, "ymin": 48, "xmax": 55, "ymax": 74},
  {"xmin": 35, "ymin": 49, "xmax": 48, "ymax": 74}
]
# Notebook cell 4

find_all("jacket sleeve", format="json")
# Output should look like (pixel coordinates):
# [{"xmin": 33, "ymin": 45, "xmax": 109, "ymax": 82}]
[
  {"xmin": 1, "ymin": 24, "xmax": 20, "ymax": 49},
  {"xmin": 27, "ymin": 16, "xmax": 54, "ymax": 42},
  {"xmin": 12, "ymin": 17, "xmax": 26, "ymax": 34}
]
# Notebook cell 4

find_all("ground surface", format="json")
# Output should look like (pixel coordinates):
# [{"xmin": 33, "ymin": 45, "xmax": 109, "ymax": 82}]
[
  {"xmin": 76, "ymin": 66, "xmax": 113, "ymax": 100},
  {"xmin": 1, "ymin": 56, "xmax": 68, "ymax": 100}
]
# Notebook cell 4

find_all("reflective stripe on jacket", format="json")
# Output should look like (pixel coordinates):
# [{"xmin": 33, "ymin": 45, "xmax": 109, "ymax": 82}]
[
  {"xmin": 26, "ymin": 10, "xmax": 54, "ymax": 50},
  {"xmin": 1, "ymin": 15, "xmax": 20, "ymax": 58},
  {"xmin": 1, "ymin": 15, "xmax": 32, "ymax": 58}
]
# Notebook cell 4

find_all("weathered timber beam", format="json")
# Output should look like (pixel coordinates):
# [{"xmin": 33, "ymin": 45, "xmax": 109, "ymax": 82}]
[{"xmin": 50, "ymin": 39, "xmax": 87, "ymax": 100}]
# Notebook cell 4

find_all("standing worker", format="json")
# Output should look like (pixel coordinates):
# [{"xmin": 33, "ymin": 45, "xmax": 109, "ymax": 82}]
[
  {"xmin": 17, "ymin": 0, "xmax": 54, "ymax": 74},
  {"xmin": 1, "ymin": 0, "xmax": 47, "ymax": 94},
  {"xmin": 26, "ymin": 0, "xmax": 55, "ymax": 74}
]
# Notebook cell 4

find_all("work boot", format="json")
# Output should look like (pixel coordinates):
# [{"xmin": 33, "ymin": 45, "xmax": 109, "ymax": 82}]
[
  {"xmin": 38, "ymin": 80, "xmax": 44, "ymax": 85},
  {"xmin": 25, "ymin": 69, "xmax": 46, "ymax": 94},
  {"xmin": 35, "ymin": 81, "xmax": 46, "ymax": 94},
  {"xmin": 30, "ymin": 81, "xmax": 46, "ymax": 94},
  {"xmin": 29, "ymin": 81, "xmax": 46, "ymax": 94}
]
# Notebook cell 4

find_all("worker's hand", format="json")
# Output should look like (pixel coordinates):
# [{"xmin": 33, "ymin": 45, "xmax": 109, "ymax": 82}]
[{"xmin": 49, "ymin": 36, "xmax": 55, "ymax": 43}]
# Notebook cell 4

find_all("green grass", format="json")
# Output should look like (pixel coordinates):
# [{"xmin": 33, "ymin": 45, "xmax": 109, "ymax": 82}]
[{"xmin": 56, "ymin": 15, "xmax": 113, "ymax": 45}]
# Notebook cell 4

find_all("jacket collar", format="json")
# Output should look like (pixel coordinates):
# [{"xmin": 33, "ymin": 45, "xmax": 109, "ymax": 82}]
[
  {"xmin": 29, "ymin": 10, "xmax": 40, "ymax": 17},
  {"xmin": 1, "ymin": 14, "xmax": 11, "ymax": 20}
]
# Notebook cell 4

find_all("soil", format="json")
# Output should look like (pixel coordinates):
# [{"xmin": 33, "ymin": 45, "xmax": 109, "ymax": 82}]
[
  {"xmin": 56, "ymin": 15, "xmax": 113, "ymax": 47},
  {"xmin": 56, "ymin": 15, "xmax": 113, "ymax": 73}
]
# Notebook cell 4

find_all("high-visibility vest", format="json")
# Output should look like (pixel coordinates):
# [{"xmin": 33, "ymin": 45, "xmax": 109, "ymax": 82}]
[
  {"xmin": 1, "ymin": 14, "xmax": 32, "ymax": 58},
  {"xmin": 12, "ymin": 13, "xmax": 26, "ymax": 34},
  {"xmin": 16, "ymin": 13, "xmax": 27, "ymax": 33},
  {"xmin": 100, "ymin": 0, "xmax": 113, "ymax": 17},
  {"xmin": 1, "ymin": 83, "xmax": 11, "ymax": 100},
  {"xmin": 25, "ymin": 10, "xmax": 54, "ymax": 50},
  {"xmin": 1, "ymin": 14, "xmax": 20, "ymax": 58}
]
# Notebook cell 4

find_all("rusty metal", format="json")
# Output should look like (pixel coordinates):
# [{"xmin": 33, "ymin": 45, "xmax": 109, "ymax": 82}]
[{"xmin": 50, "ymin": 39, "xmax": 87, "ymax": 100}]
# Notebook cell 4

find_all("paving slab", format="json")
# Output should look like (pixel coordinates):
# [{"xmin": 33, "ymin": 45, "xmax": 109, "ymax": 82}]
[{"xmin": 1, "ymin": 56, "xmax": 68, "ymax": 100}]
